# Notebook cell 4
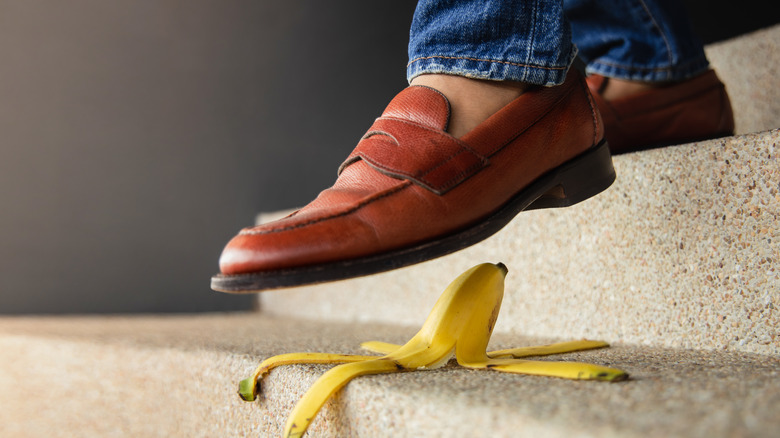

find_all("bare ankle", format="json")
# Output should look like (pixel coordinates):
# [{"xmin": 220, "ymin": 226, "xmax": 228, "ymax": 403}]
[{"xmin": 410, "ymin": 74, "xmax": 530, "ymax": 138}]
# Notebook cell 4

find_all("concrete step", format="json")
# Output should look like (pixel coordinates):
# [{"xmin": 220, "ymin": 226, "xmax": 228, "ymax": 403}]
[
  {"xmin": 2, "ymin": 314, "xmax": 778, "ymax": 438},
  {"xmin": 259, "ymin": 129, "xmax": 780, "ymax": 356},
  {"xmin": 257, "ymin": 25, "xmax": 780, "ymax": 356}
]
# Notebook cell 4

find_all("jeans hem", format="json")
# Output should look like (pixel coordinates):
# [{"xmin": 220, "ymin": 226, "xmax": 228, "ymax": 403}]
[
  {"xmin": 407, "ymin": 51, "xmax": 576, "ymax": 87},
  {"xmin": 585, "ymin": 57, "xmax": 710, "ymax": 82}
]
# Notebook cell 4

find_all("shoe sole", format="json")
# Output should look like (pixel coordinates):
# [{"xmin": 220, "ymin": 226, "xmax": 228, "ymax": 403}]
[{"xmin": 211, "ymin": 139, "xmax": 615, "ymax": 293}]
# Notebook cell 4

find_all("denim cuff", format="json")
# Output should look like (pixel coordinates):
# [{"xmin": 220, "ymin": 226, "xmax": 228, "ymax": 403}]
[
  {"xmin": 407, "ymin": 47, "xmax": 578, "ymax": 87},
  {"xmin": 584, "ymin": 56, "xmax": 710, "ymax": 82},
  {"xmin": 408, "ymin": 0, "xmax": 576, "ymax": 87}
]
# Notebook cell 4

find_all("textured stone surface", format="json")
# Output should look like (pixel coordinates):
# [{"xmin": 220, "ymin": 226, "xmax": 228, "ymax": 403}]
[
  {"xmin": 705, "ymin": 24, "xmax": 780, "ymax": 135},
  {"xmin": 2, "ymin": 315, "xmax": 778, "ymax": 438},
  {"xmin": 260, "ymin": 130, "xmax": 780, "ymax": 356}
]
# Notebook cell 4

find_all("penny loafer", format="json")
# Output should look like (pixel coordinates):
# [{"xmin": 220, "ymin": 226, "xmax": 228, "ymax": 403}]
[
  {"xmin": 587, "ymin": 69, "xmax": 735, "ymax": 154},
  {"xmin": 212, "ymin": 69, "xmax": 615, "ymax": 293}
]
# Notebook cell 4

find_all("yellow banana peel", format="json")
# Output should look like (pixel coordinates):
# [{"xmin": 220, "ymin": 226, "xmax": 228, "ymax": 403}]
[{"xmin": 238, "ymin": 263, "xmax": 628, "ymax": 437}]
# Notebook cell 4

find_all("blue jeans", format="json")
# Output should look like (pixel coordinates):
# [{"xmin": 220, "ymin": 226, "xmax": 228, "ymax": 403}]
[{"xmin": 407, "ymin": 0, "xmax": 709, "ymax": 86}]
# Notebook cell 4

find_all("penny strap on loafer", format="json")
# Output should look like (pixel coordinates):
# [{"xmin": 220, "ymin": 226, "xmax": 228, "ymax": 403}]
[{"xmin": 339, "ymin": 111, "xmax": 489, "ymax": 195}]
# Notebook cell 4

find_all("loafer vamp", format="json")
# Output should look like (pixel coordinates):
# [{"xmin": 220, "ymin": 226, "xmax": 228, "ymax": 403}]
[{"xmin": 219, "ymin": 70, "xmax": 605, "ymax": 277}]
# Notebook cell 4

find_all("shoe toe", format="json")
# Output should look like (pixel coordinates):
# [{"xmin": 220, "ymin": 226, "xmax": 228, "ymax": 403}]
[{"xmin": 218, "ymin": 210, "xmax": 382, "ymax": 275}]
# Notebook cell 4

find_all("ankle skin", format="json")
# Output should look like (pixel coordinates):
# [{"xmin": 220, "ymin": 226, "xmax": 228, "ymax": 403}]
[{"xmin": 410, "ymin": 74, "xmax": 530, "ymax": 138}]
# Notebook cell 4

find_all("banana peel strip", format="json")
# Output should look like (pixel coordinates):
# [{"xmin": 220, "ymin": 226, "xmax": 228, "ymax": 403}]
[{"xmin": 238, "ymin": 263, "xmax": 628, "ymax": 437}]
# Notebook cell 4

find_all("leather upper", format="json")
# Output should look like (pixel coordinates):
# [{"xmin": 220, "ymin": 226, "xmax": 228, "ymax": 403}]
[
  {"xmin": 219, "ymin": 69, "xmax": 604, "ymax": 275},
  {"xmin": 339, "ymin": 113, "xmax": 489, "ymax": 195},
  {"xmin": 587, "ymin": 69, "xmax": 734, "ymax": 154}
]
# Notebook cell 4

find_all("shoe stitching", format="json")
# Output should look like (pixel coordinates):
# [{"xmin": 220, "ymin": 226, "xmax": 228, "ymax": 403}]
[
  {"xmin": 380, "ymin": 116, "xmax": 485, "ymax": 159},
  {"xmin": 419, "ymin": 148, "xmax": 488, "ymax": 190},
  {"xmin": 580, "ymin": 73, "xmax": 601, "ymax": 145},
  {"xmin": 407, "ymin": 85, "xmax": 452, "ymax": 132},
  {"xmin": 483, "ymin": 83, "xmax": 574, "ymax": 159},
  {"xmin": 240, "ymin": 182, "xmax": 412, "ymax": 236},
  {"xmin": 363, "ymin": 147, "xmax": 488, "ymax": 195},
  {"xmin": 359, "ymin": 116, "xmax": 489, "ymax": 192}
]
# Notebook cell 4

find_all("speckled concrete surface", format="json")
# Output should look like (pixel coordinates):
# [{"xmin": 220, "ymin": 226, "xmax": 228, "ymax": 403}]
[
  {"xmin": 705, "ymin": 24, "xmax": 780, "ymax": 135},
  {"xmin": 259, "ymin": 130, "xmax": 779, "ymax": 356},
  {"xmin": 1, "ymin": 315, "xmax": 778, "ymax": 437}
]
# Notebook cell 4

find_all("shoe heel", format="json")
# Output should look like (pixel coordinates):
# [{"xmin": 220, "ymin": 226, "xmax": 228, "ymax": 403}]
[{"xmin": 526, "ymin": 140, "xmax": 615, "ymax": 210}]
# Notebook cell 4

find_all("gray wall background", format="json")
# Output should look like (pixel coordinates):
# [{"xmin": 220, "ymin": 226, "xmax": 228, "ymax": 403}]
[
  {"xmin": 0, "ymin": 0, "xmax": 775, "ymax": 314},
  {"xmin": 0, "ymin": 0, "xmax": 416, "ymax": 313}
]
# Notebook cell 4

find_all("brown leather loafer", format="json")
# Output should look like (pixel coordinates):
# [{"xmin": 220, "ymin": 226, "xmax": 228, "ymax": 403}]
[
  {"xmin": 587, "ymin": 69, "xmax": 734, "ymax": 154},
  {"xmin": 212, "ymin": 70, "xmax": 615, "ymax": 293}
]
